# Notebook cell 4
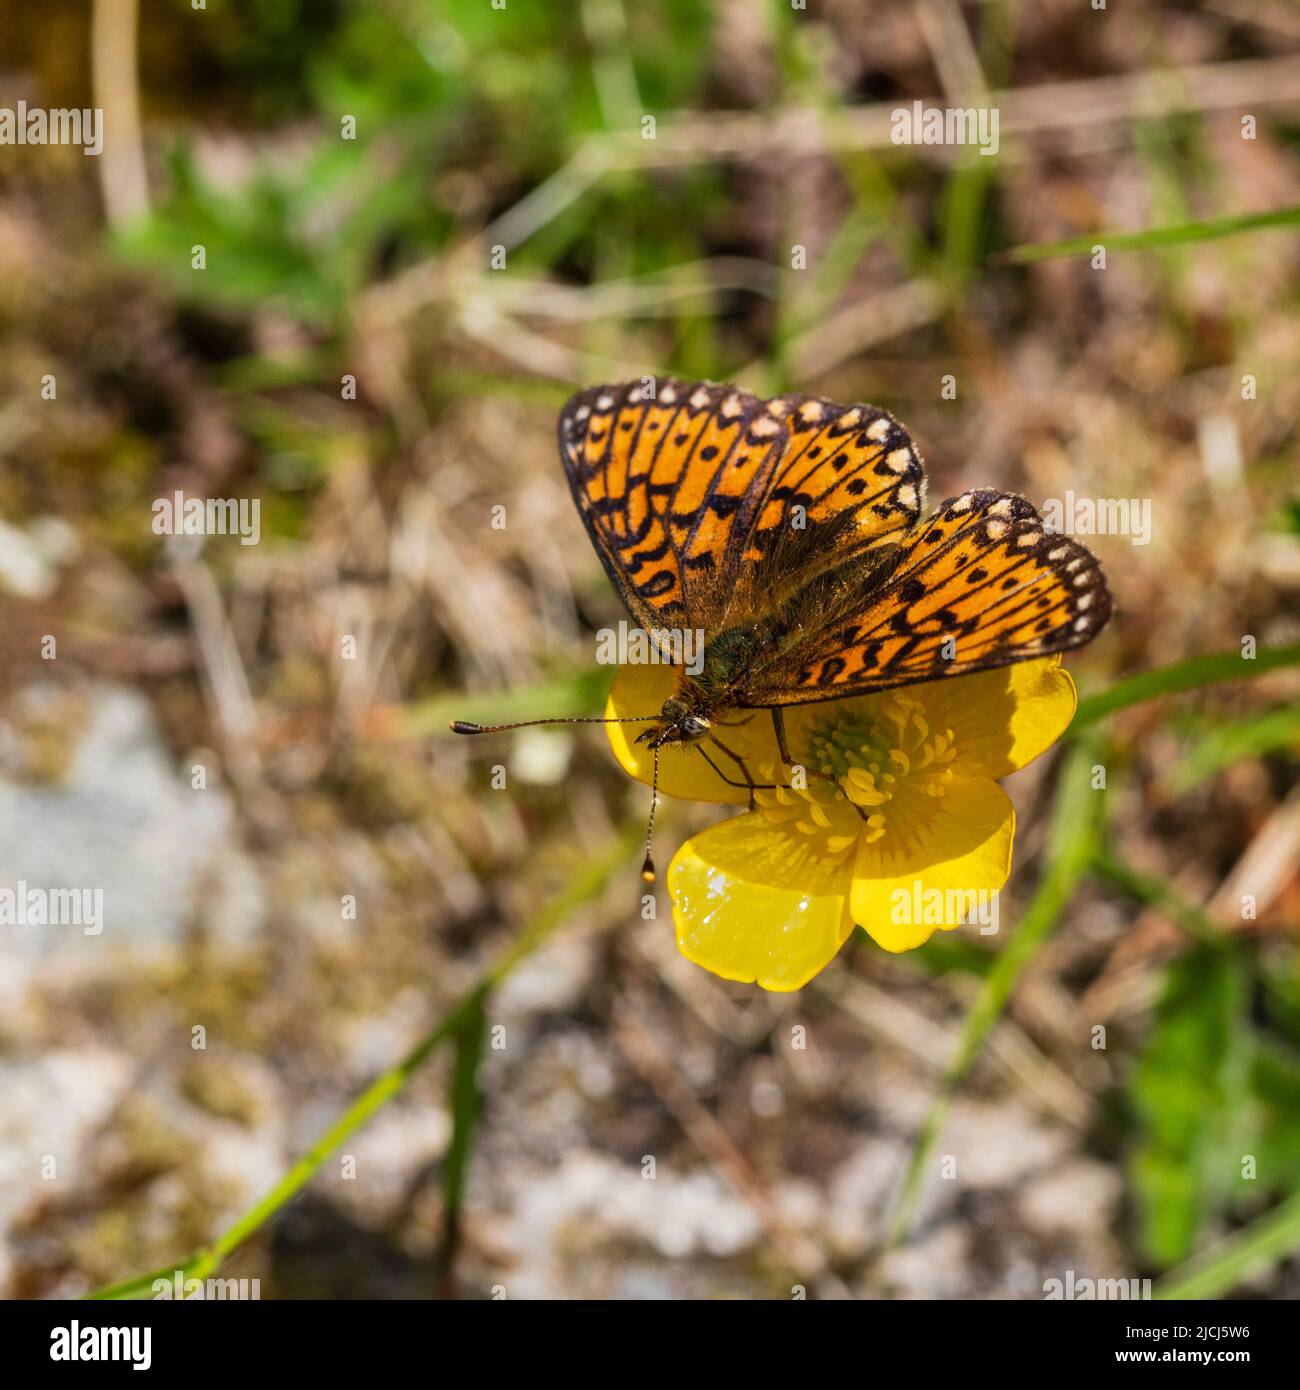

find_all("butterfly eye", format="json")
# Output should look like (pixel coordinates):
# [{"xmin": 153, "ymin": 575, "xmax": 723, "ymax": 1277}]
[{"xmin": 682, "ymin": 715, "xmax": 711, "ymax": 738}]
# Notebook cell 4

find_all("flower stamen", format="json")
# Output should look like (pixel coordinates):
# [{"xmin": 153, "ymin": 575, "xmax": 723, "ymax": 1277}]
[{"xmin": 753, "ymin": 694, "xmax": 958, "ymax": 861}]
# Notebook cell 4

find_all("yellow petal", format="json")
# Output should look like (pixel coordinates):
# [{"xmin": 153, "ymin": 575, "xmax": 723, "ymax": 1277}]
[
  {"xmin": 905, "ymin": 657, "xmax": 1077, "ymax": 778},
  {"xmin": 669, "ymin": 813, "xmax": 855, "ymax": 991},
  {"xmin": 604, "ymin": 665, "xmax": 781, "ymax": 806},
  {"xmin": 850, "ymin": 778, "xmax": 1015, "ymax": 952}
]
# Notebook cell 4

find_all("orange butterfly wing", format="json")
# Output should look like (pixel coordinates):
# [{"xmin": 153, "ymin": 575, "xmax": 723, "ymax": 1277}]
[
  {"xmin": 746, "ymin": 392, "xmax": 924, "ymax": 576},
  {"xmin": 741, "ymin": 489, "xmax": 1111, "ymax": 705},
  {"xmin": 559, "ymin": 380, "xmax": 785, "ymax": 628},
  {"xmin": 560, "ymin": 381, "xmax": 1110, "ymax": 706},
  {"xmin": 559, "ymin": 379, "xmax": 927, "ymax": 629}
]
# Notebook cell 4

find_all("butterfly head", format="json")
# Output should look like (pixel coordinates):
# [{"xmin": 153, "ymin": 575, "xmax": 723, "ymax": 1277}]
[{"xmin": 634, "ymin": 697, "xmax": 712, "ymax": 750}]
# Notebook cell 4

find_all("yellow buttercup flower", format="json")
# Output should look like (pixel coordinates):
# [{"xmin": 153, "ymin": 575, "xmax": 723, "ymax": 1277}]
[{"xmin": 605, "ymin": 658, "xmax": 1077, "ymax": 991}]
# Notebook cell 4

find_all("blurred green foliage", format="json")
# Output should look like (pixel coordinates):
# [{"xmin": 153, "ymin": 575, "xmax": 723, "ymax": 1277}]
[
  {"xmin": 1134, "ymin": 940, "xmax": 1300, "ymax": 1267},
  {"xmin": 1132, "ymin": 945, "xmax": 1248, "ymax": 1266},
  {"xmin": 120, "ymin": 1, "xmax": 720, "ymax": 325}
]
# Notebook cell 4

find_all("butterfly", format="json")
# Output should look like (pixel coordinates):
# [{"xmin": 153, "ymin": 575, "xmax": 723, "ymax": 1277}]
[{"xmin": 454, "ymin": 378, "xmax": 1111, "ymax": 878}]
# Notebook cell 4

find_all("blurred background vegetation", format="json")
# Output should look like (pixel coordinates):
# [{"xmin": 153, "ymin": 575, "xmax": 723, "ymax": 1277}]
[{"xmin": 0, "ymin": 0, "xmax": 1298, "ymax": 1299}]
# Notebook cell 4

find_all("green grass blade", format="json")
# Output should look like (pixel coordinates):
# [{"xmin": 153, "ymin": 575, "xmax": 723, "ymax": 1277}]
[
  {"xmin": 1129, "ymin": 944, "xmax": 1248, "ymax": 1265},
  {"xmin": 437, "ymin": 992, "xmax": 489, "ymax": 1290},
  {"xmin": 397, "ymin": 641, "xmax": 1300, "ymax": 745},
  {"xmin": 1155, "ymin": 1188, "xmax": 1300, "ymax": 1300},
  {"xmin": 442, "ymin": 998, "xmax": 488, "ymax": 1218},
  {"xmin": 85, "ymin": 1262, "xmax": 200, "ymax": 1303},
  {"xmin": 1092, "ymin": 851, "xmax": 1223, "ymax": 945},
  {"xmin": 1169, "ymin": 703, "xmax": 1300, "ymax": 792},
  {"xmin": 885, "ymin": 738, "xmax": 1104, "ymax": 1246},
  {"xmin": 1001, "ymin": 204, "xmax": 1300, "ymax": 264},
  {"xmin": 1073, "ymin": 643, "xmax": 1300, "ymax": 729},
  {"xmin": 386, "ymin": 666, "xmax": 612, "ymax": 739}
]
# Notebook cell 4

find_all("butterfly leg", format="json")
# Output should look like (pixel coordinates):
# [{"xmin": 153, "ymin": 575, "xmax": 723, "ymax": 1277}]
[
  {"xmin": 698, "ymin": 738, "xmax": 778, "ymax": 810},
  {"xmin": 768, "ymin": 708, "xmax": 869, "ymax": 822},
  {"xmin": 769, "ymin": 707, "xmax": 835, "ymax": 784}
]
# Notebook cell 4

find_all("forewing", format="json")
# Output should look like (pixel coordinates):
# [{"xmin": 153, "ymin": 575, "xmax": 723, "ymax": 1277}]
[
  {"xmin": 559, "ymin": 380, "xmax": 928, "ymax": 631},
  {"xmin": 558, "ymin": 379, "xmax": 787, "ymax": 628},
  {"xmin": 742, "ymin": 393, "xmax": 926, "ymax": 597}
]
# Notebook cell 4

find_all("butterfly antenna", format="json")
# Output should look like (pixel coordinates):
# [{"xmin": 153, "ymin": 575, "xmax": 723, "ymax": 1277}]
[
  {"xmin": 450, "ymin": 715, "xmax": 658, "ymax": 735},
  {"xmin": 641, "ymin": 744, "xmax": 661, "ymax": 884}
]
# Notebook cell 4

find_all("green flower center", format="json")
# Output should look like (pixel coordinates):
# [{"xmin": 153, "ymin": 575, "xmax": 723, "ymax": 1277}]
[{"xmin": 753, "ymin": 693, "xmax": 957, "ymax": 862}]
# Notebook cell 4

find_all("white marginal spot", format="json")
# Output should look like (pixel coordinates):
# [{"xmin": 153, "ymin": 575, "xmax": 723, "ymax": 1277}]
[
  {"xmin": 951, "ymin": 493, "xmax": 973, "ymax": 513},
  {"xmin": 767, "ymin": 397, "xmax": 787, "ymax": 416},
  {"xmin": 886, "ymin": 448, "xmax": 913, "ymax": 473},
  {"xmin": 1077, "ymin": 594, "xmax": 1093, "ymax": 609},
  {"xmin": 576, "ymin": 405, "xmax": 591, "ymax": 422},
  {"xmin": 1048, "ymin": 545, "xmax": 1067, "ymax": 560},
  {"xmin": 897, "ymin": 483, "xmax": 918, "ymax": 509},
  {"xmin": 1067, "ymin": 557, "xmax": 1084, "ymax": 572},
  {"xmin": 1074, "ymin": 571, "xmax": 1091, "ymax": 586},
  {"xmin": 866, "ymin": 417, "xmax": 890, "ymax": 441},
  {"xmin": 989, "ymin": 498, "xmax": 1014, "ymax": 518},
  {"xmin": 722, "ymin": 394, "xmax": 742, "ymax": 417},
  {"xmin": 660, "ymin": 386, "xmax": 678, "ymax": 404},
  {"xmin": 596, "ymin": 394, "xmax": 614, "ymax": 410},
  {"xmin": 751, "ymin": 417, "xmax": 780, "ymax": 438},
  {"xmin": 1074, "ymin": 617, "xmax": 1090, "ymax": 632},
  {"xmin": 690, "ymin": 387, "xmax": 710, "ymax": 409},
  {"xmin": 1016, "ymin": 531, "xmax": 1040, "ymax": 547},
  {"xmin": 838, "ymin": 408, "xmax": 862, "ymax": 429},
  {"xmin": 986, "ymin": 519, "xmax": 1008, "ymax": 540},
  {"xmin": 799, "ymin": 400, "xmax": 824, "ymax": 421}
]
